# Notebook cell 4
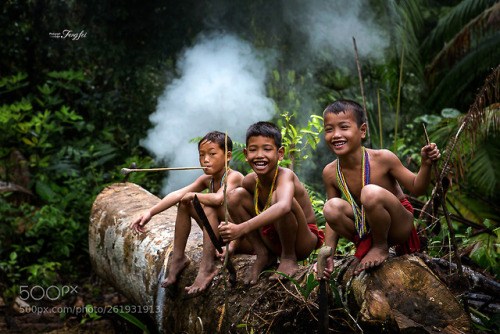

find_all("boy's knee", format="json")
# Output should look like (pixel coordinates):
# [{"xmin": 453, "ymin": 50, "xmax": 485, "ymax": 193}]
[
  {"xmin": 227, "ymin": 188, "xmax": 247, "ymax": 206},
  {"xmin": 360, "ymin": 184, "xmax": 384, "ymax": 209},
  {"xmin": 178, "ymin": 201, "xmax": 192, "ymax": 212},
  {"xmin": 323, "ymin": 198, "xmax": 346, "ymax": 222}
]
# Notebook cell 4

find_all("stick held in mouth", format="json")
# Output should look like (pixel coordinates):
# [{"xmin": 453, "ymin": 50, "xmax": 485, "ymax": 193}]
[{"xmin": 121, "ymin": 166, "xmax": 207, "ymax": 176}]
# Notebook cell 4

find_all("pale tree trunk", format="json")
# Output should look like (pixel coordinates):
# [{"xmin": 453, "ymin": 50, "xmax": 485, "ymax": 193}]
[{"xmin": 89, "ymin": 183, "xmax": 470, "ymax": 333}]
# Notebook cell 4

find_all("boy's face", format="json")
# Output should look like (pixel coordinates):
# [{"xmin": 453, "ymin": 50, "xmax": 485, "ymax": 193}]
[
  {"xmin": 324, "ymin": 110, "xmax": 366, "ymax": 155},
  {"xmin": 244, "ymin": 136, "xmax": 284, "ymax": 175},
  {"xmin": 198, "ymin": 140, "xmax": 231, "ymax": 176}
]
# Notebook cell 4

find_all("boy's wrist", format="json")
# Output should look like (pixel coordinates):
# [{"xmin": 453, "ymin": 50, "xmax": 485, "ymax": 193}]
[{"xmin": 243, "ymin": 221, "xmax": 251, "ymax": 234}]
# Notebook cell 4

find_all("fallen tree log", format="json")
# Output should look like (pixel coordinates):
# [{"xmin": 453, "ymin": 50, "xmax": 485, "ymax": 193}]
[{"xmin": 89, "ymin": 183, "xmax": 471, "ymax": 333}]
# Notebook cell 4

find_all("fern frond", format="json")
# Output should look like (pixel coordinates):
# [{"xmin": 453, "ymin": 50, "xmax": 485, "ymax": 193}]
[
  {"xmin": 440, "ymin": 65, "xmax": 500, "ymax": 186},
  {"xmin": 425, "ymin": 1, "xmax": 500, "ymax": 88},
  {"xmin": 422, "ymin": 0, "xmax": 498, "ymax": 60}
]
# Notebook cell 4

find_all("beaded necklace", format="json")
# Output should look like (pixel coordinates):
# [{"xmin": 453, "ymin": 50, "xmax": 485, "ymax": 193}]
[
  {"xmin": 336, "ymin": 146, "xmax": 371, "ymax": 238},
  {"xmin": 254, "ymin": 167, "xmax": 279, "ymax": 215},
  {"xmin": 209, "ymin": 170, "xmax": 228, "ymax": 193}
]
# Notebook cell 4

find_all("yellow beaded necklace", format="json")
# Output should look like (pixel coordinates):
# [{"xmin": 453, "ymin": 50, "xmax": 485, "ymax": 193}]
[{"xmin": 254, "ymin": 167, "xmax": 279, "ymax": 215}]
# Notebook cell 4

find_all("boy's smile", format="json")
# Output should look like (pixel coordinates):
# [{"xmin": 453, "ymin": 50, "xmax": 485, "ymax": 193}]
[
  {"xmin": 244, "ymin": 136, "xmax": 284, "ymax": 175},
  {"xmin": 198, "ymin": 140, "xmax": 230, "ymax": 177},
  {"xmin": 324, "ymin": 110, "xmax": 366, "ymax": 155}
]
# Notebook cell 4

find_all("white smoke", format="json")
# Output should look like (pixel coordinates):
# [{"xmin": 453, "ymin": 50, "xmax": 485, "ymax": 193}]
[
  {"xmin": 142, "ymin": 33, "xmax": 276, "ymax": 194},
  {"xmin": 283, "ymin": 0, "xmax": 389, "ymax": 62}
]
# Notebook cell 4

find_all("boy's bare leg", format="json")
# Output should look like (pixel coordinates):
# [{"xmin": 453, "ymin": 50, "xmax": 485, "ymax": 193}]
[
  {"xmin": 161, "ymin": 202, "xmax": 192, "ymax": 288},
  {"xmin": 228, "ymin": 188, "xmax": 276, "ymax": 285},
  {"xmin": 270, "ymin": 200, "xmax": 316, "ymax": 280},
  {"xmin": 186, "ymin": 206, "xmax": 220, "ymax": 294},
  {"xmin": 269, "ymin": 213, "xmax": 298, "ymax": 281},
  {"xmin": 323, "ymin": 198, "xmax": 358, "ymax": 273},
  {"xmin": 356, "ymin": 185, "xmax": 414, "ymax": 275}
]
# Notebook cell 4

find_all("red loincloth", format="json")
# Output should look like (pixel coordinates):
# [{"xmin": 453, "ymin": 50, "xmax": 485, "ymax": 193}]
[
  {"xmin": 353, "ymin": 197, "xmax": 420, "ymax": 259},
  {"xmin": 262, "ymin": 223, "xmax": 325, "ymax": 255}
]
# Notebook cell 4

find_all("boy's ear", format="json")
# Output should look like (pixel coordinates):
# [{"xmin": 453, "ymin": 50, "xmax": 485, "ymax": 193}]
[
  {"xmin": 360, "ymin": 123, "xmax": 367, "ymax": 138},
  {"xmin": 278, "ymin": 146, "xmax": 285, "ymax": 161},
  {"xmin": 243, "ymin": 148, "xmax": 249, "ymax": 162},
  {"xmin": 226, "ymin": 151, "xmax": 232, "ymax": 161}
]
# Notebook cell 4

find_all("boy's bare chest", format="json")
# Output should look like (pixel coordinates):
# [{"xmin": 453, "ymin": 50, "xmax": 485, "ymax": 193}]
[{"xmin": 337, "ymin": 162, "xmax": 392, "ymax": 199}]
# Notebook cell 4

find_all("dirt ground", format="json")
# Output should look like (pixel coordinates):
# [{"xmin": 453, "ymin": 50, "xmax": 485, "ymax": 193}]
[{"xmin": 0, "ymin": 274, "xmax": 158, "ymax": 334}]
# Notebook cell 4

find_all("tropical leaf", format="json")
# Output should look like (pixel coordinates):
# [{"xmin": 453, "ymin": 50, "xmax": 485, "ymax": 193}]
[{"xmin": 422, "ymin": 0, "xmax": 499, "ymax": 62}]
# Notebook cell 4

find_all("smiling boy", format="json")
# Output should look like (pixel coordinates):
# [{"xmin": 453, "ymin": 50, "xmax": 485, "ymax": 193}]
[
  {"xmin": 219, "ymin": 122, "xmax": 324, "ymax": 284},
  {"xmin": 130, "ymin": 131, "xmax": 243, "ymax": 294},
  {"xmin": 317, "ymin": 100, "xmax": 441, "ymax": 277}
]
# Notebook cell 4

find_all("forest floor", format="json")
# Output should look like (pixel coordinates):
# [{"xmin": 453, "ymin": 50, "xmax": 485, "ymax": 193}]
[{"xmin": 0, "ymin": 273, "xmax": 158, "ymax": 334}]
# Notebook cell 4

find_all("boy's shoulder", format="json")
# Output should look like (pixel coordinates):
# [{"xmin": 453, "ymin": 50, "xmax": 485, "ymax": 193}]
[
  {"xmin": 367, "ymin": 148, "xmax": 400, "ymax": 165},
  {"xmin": 228, "ymin": 169, "xmax": 244, "ymax": 179},
  {"xmin": 322, "ymin": 159, "xmax": 338, "ymax": 174}
]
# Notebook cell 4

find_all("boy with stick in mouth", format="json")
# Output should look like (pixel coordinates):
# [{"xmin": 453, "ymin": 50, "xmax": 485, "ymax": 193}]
[
  {"xmin": 130, "ymin": 131, "xmax": 243, "ymax": 294},
  {"xmin": 219, "ymin": 122, "xmax": 324, "ymax": 284},
  {"xmin": 316, "ymin": 100, "xmax": 441, "ymax": 278}
]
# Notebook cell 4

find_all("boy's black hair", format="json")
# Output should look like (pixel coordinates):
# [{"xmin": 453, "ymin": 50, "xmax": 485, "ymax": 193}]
[
  {"xmin": 246, "ymin": 121, "xmax": 282, "ymax": 148},
  {"xmin": 323, "ymin": 99, "xmax": 365, "ymax": 127},
  {"xmin": 198, "ymin": 131, "xmax": 233, "ymax": 151}
]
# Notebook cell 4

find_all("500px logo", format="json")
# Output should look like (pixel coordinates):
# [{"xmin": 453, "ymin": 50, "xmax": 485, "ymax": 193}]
[{"xmin": 19, "ymin": 285, "xmax": 78, "ymax": 301}]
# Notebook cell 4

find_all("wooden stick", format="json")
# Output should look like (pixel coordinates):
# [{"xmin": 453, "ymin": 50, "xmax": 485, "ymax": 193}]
[
  {"xmin": 352, "ymin": 37, "xmax": 372, "ymax": 148},
  {"xmin": 377, "ymin": 88, "xmax": 383, "ymax": 149},
  {"xmin": 120, "ymin": 166, "xmax": 206, "ymax": 175},
  {"xmin": 223, "ymin": 131, "xmax": 230, "ymax": 334},
  {"xmin": 394, "ymin": 41, "xmax": 405, "ymax": 153},
  {"xmin": 422, "ymin": 123, "xmax": 463, "ymax": 276}
]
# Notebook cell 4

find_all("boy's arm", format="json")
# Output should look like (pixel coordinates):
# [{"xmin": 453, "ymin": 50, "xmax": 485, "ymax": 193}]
[
  {"xmin": 130, "ymin": 175, "xmax": 208, "ymax": 233},
  {"xmin": 388, "ymin": 144, "xmax": 441, "ymax": 196},
  {"xmin": 239, "ymin": 168, "xmax": 296, "ymax": 234},
  {"xmin": 182, "ymin": 172, "xmax": 243, "ymax": 207}
]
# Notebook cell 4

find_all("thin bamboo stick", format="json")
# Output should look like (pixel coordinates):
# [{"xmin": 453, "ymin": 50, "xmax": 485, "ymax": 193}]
[
  {"xmin": 352, "ymin": 37, "xmax": 372, "ymax": 148},
  {"xmin": 377, "ymin": 88, "xmax": 383, "ymax": 148},
  {"xmin": 120, "ymin": 166, "xmax": 206, "ymax": 175},
  {"xmin": 393, "ymin": 42, "xmax": 405, "ymax": 153}
]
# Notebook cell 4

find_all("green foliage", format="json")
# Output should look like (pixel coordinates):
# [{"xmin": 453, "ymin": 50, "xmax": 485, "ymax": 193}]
[
  {"xmin": 113, "ymin": 306, "xmax": 151, "ymax": 334},
  {"xmin": 469, "ymin": 221, "xmax": 500, "ymax": 278},
  {"xmin": 0, "ymin": 70, "xmax": 159, "ymax": 292},
  {"xmin": 263, "ymin": 270, "xmax": 319, "ymax": 300},
  {"xmin": 81, "ymin": 305, "xmax": 102, "ymax": 324},
  {"xmin": 278, "ymin": 112, "xmax": 324, "ymax": 171}
]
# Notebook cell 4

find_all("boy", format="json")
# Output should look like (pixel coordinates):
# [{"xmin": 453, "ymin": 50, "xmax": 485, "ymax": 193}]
[
  {"xmin": 219, "ymin": 122, "xmax": 325, "ymax": 285},
  {"xmin": 130, "ymin": 131, "xmax": 243, "ymax": 294},
  {"xmin": 316, "ymin": 100, "xmax": 441, "ymax": 277}
]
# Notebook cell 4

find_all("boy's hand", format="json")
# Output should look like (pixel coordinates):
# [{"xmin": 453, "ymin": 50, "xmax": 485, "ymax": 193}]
[
  {"xmin": 129, "ymin": 211, "xmax": 152, "ymax": 234},
  {"xmin": 218, "ymin": 222, "xmax": 246, "ymax": 242},
  {"xmin": 313, "ymin": 256, "xmax": 334, "ymax": 280},
  {"xmin": 421, "ymin": 143, "xmax": 441, "ymax": 166},
  {"xmin": 180, "ymin": 192, "xmax": 195, "ymax": 205}
]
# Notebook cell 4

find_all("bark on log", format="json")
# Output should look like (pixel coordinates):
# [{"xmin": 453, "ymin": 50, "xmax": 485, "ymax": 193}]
[
  {"xmin": 89, "ymin": 183, "xmax": 471, "ymax": 333},
  {"xmin": 338, "ymin": 255, "xmax": 471, "ymax": 333}
]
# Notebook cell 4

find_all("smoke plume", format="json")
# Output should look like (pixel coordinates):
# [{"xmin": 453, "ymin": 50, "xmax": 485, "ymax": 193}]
[
  {"xmin": 142, "ymin": 33, "xmax": 276, "ymax": 193},
  {"xmin": 143, "ymin": 1, "xmax": 390, "ymax": 193}
]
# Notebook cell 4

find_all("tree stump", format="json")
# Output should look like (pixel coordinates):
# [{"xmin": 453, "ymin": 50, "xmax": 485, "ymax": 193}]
[{"xmin": 89, "ymin": 183, "xmax": 471, "ymax": 333}]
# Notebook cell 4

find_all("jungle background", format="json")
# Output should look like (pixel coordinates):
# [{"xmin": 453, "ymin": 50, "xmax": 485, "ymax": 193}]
[{"xmin": 1, "ymin": 0, "xmax": 499, "ymax": 332}]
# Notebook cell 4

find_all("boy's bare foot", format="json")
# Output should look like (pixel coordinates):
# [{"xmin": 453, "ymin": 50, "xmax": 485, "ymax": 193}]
[
  {"xmin": 216, "ymin": 241, "xmax": 235, "ymax": 262},
  {"xmin": 245, "ymin": 253, "xmax": 276, "ymax": 285},
  {"xmin": 354, "ymin": 246, "xmax": 389, "ymax": 275},
  {"xmin": 270, "ymin": 258, "xmax": 298, "ymax": 281},
  {"xmin": 185, "ymin": 266, "xmax": 218, "ymax": 294},
  {"xmin": 161, "ymin": 255, "xmax": 190, "ymax": 288}
]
